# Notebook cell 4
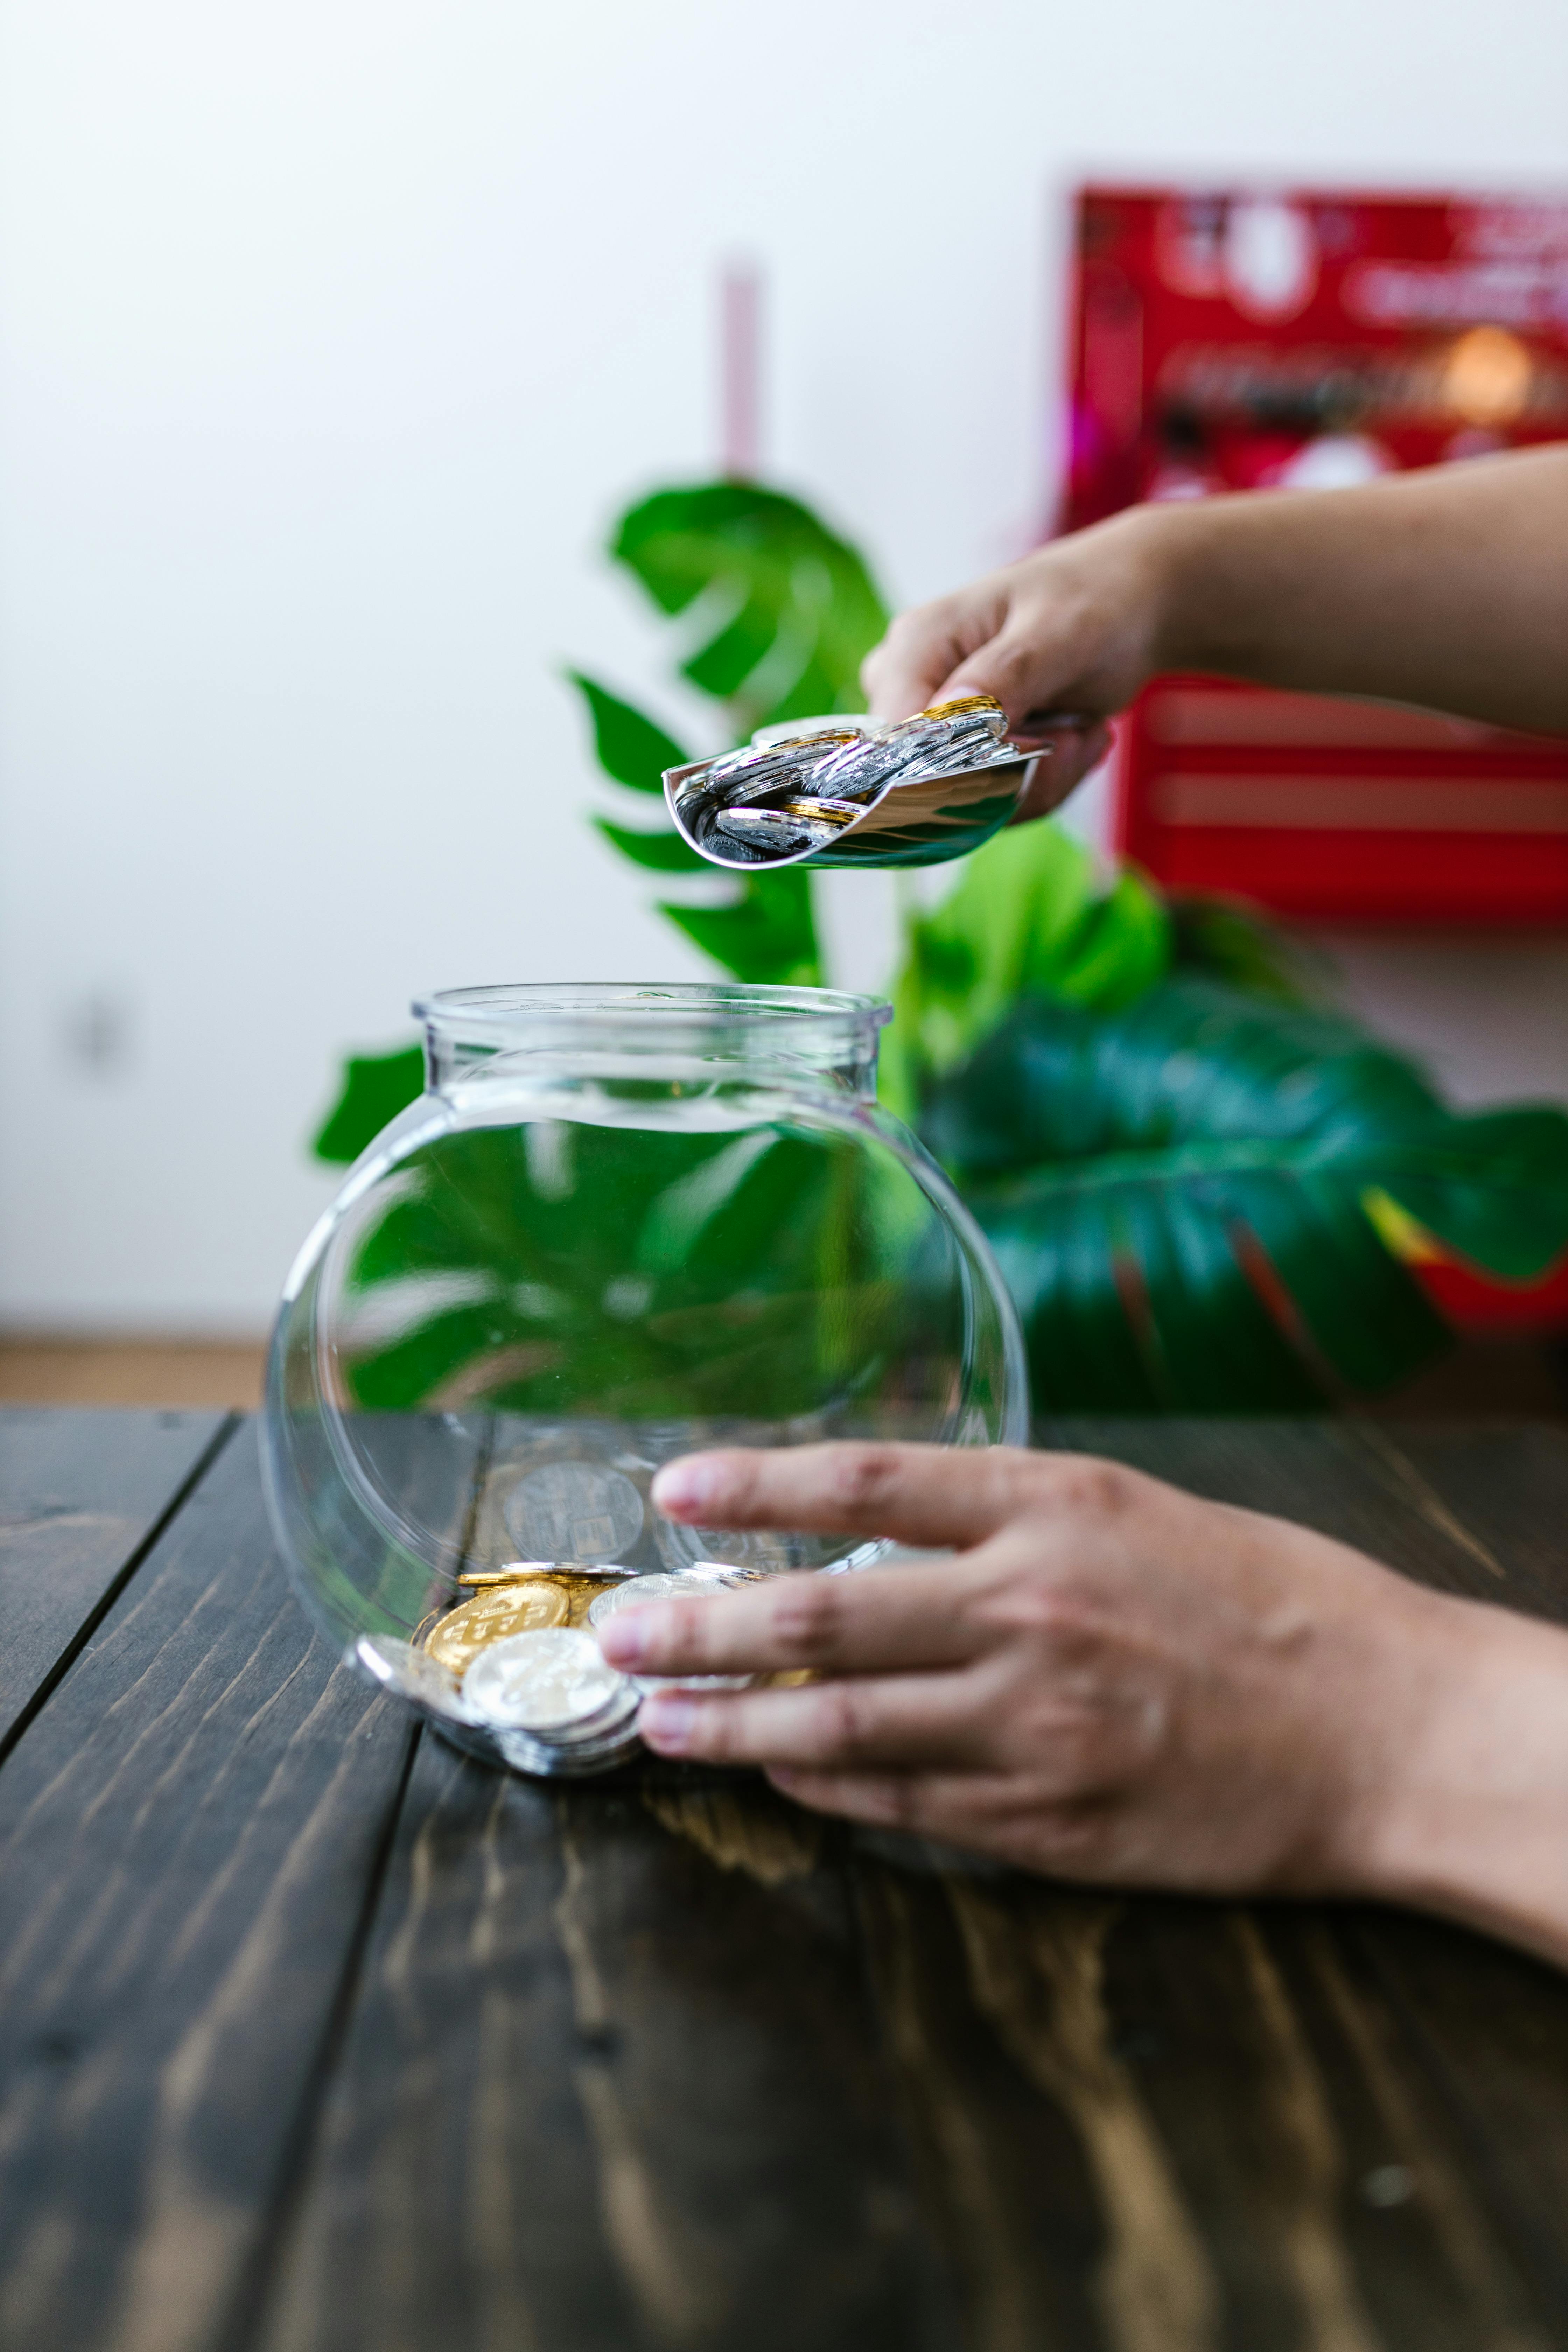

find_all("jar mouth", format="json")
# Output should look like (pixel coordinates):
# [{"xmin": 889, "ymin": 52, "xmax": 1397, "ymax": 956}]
[
  {"xmin": 412, "ymin": 982, "xmax": 893, "ymax": 1097},
  {"xmin": 414, "ymin": 982, "xmax": 891, "ymax": 1037}
]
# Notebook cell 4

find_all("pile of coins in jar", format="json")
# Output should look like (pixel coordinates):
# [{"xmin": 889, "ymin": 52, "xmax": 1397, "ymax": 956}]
[
  {"xmin": 670, "ymin": 693, "xmax": 1018, "ymax": 863},
  {"xmin": 355, "ymin": 1560, "xmax": 753, "ymax": 1775}
]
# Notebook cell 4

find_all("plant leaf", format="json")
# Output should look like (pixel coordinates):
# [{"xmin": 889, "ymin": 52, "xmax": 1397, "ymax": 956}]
[
  {"xmin": 1366, "ymin": 1107, "xmax": 1568, "ymax": 1280},
  {"xmin": 922, "ymin": 977, "xmax": 1568, "ymax": 1410},
  {"xmin": 592, "ymin": 816, "xmax": 709, "ymax": 874},
  {"xmin": 313, "ymin": 1044, "xmax": 425, "ymax": 1166},
  {"xmin": 611, "ymin": 483, "xmax": 889, "ymax": 737},
  {"xmin": 1044, "ymin": 868, "xmax": 1171, "ymax": 1010},
  {"xmin": 329, "ymin": 1111, "xmax": 911, "ymax": 1423},
  {"xmin": 566, "ymin": 670, "xmax": 690, "ymax": 792},
  {"xmin": 658, "ymin": 870, "xmax": 822, "ymax": 987},
  {"xmin": 1169, "ymin": 894, "xmax": 1332, "ymax": 1006},
  {"xmin": 886, "ymin": 822, "xmax": 1175, "ymax": 1103}
]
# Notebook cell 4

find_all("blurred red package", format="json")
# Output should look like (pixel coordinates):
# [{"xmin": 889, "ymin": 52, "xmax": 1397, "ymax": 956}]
[{"xmin": 1062, "ymin": 186, "xmax": 1568, "ymax": 926}]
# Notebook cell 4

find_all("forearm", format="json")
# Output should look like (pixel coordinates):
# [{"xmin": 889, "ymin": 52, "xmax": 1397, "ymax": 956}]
[
  {"xmin": 1149, "ymin": 446, "xmax": 1568, "ymax": 734},
  {"xmin": 1353, "ymin": 1592, "xmax": 1568, "ymax": 1969}
]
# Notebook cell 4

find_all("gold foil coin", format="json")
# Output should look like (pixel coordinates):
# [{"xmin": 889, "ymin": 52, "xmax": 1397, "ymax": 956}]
[
  {"xmin": 920, "ymin": 693, "xmax": 1006, "ymax": 722},
  {"xmin": 426, "ymin": 1580, "xmax": 570, "ymax": 1673},
  {"xmin": 779, "ymin": 797, "xmax": 858, "ymax": 825}
]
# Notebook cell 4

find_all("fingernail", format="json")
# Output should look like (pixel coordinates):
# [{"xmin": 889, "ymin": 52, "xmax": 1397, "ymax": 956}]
[
  {"xmin": 598, "ymin": 1610, "xmax": 651, "ymax": 1667},
  {"xmin": 639, "ymin": 1694, "xmax": 696, "ymax": 1753},
  {"xmin": 651, "ymin": 1457, "xmax": 719, "ymax": 1519}
]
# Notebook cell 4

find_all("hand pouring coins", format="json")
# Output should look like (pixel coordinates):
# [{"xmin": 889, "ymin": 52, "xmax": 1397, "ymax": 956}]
[{"xmin": 665, "ymin": 696, "xmax": 1090, "ymax": 872}]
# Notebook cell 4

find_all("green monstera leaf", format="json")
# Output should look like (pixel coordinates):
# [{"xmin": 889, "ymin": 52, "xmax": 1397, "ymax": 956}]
[
  {"xmin": 612, "ymin": 481, "xmax": 889, "ymax": 736},
  {"xmin": 1169, "ymin": 893, "xmax": 1332, "ymax": 1007},
  {"xmin": 331, "ymin": 1114, "xmax": 919, "ymax": 1424},
  {"xmin": 565, "ymin": 668, "xmax": 824, "ymax": 986},
  {"xmin": 571, "ymin": 477, "xmax": 893, "ymax": 992},
  {"xmin": 313, "ymin": 1044, "xmax": 425, "ymax": 1165},
  {"xmin": 571, "ymin": 483, "xmax": 892, "ymax": 990},
  {"xmin": 567, "ymin": 671, "xmax": 689, "ymax": 793},
  {"xmin": 921, "ymin": 976, "xmax": 1568, "ymax": 1413},
  {"xmin": 657, "ymin": 870, "xmax": 821, "ymax": 987},
  {"xmin": 879, "ymin": 819, "xmax": 1172, "ymax": 1121}
]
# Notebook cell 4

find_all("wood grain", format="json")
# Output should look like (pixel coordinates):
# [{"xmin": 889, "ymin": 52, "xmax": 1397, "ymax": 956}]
[
  {"xmin": 8, "ymin": 1413, "xmax": 1568, "ymax": 2352},
  {"xmin": 1036, "ymin": 1416, "xmax": 1529, "ymax": 1606},
  {"xmin": 0, "ymin": 1405, "xmax": 229, "ymax": 1746},
  {"xmin": 1045, "ymin": 1417, "xmax": 1568, "ymax": 2344},
  {"xmin": 257, "ymin": 1751, "xmax": 956, "ymax": 2352},
  {"xmin": 0, "ymin": 1422, "xmax": 422, "ymax": 2352}
]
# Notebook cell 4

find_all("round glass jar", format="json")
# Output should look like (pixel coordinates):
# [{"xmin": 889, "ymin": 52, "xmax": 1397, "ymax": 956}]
[{"xmin": 262, "ymin": 983, "xmax": 1028, "ymax": 1774}]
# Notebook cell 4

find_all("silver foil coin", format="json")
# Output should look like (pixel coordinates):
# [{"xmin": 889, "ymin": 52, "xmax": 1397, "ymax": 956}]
[
  {"xmin": 354, "ymin": 1634, "xmax": 478, "ymax": 1724},
  {"xmin": 713, "ymin": 807, "xmax": 839, "ymax": 854},
  {"xmin": 463, "ymin": 1626, "xmax": 631, "ymax": 1732},
  {"xmin": 705, "ymin": 737, "xmax": 846, "ymax": 797},
  {"xmin": 750, "ymin": 715, "xmax": 873, "ymax": 750}
]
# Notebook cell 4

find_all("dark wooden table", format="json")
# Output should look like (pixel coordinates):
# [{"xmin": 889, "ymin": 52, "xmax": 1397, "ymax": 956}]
[{"xmin": 6, "ymin": 1408, "xmax": 1568, "ymax": 2352}]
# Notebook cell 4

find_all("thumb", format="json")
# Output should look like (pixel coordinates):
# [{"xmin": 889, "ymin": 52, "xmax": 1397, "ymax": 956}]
[{"xmin": 933, "ymin": 629, "xmax": 1065, "ymax": 734}]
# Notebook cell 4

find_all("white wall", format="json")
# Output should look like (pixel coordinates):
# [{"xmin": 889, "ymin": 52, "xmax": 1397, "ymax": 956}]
[{"xmin": 1, "ymin": 0, "xmax": 1564, "ymax": 1331}]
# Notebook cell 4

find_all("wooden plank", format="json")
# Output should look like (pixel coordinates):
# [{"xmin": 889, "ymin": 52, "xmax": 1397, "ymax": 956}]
[
  {"xmin": 256, "ymin": 1752, "xmax": 960, "ymax": 2352},
  {"xmin": 1043, "ymin": 1415, "xmax": 1568, "ymax": 2339},
  {"xmin": 1036, "ymin": 1415, "xmax": 1523, "ymax": 1606},
  {"xmin": 1351, "ymin": 1422, "xmax": 1568, "ymax": 1622},
  {"xmin": 0, "ymin": 1406, "xmax": 230, "ymax": 1748},
  {"xmin": 0, "ymin": 1419, "xmax": 441, "ymax": 2352},
  {"xmin": 1339, "ymin": 1906, "xmax": 1568, "ymax": 2323},
  {"xmin": 852, "ymin": 1861, "xmax": 1558, "ymax": 2352},
  {"xmin": 1312, "ymin": 1425, "xmax": 1568, "ymax": 2303}
]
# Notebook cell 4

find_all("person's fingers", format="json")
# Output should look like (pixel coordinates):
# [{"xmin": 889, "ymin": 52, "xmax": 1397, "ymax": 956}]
[
  {"xmin": 1010, "ymin": 722, "xmax": 1115, "ymax": 822},
  {"xmin": 861, "ymin": 630, "xmax": 955, "ymax": 724},
  {"xmin": 636, "ymin": 1667, "xmax": 990, "ymax": 1770},
  {"xmin": 650, "ymin": 1440, "xmax": 1039, "ymax": 1549},
  {"xmin": 861, "ymin": 589, "xmax": 1009, "ymax": 721},
  {"xmin": 597, "ymin": 1559, "xmax": 984, "ymax": 1679},
  {"xmin": 929, "ymin": 625, "xmax": 1079, "ymax": 733}
]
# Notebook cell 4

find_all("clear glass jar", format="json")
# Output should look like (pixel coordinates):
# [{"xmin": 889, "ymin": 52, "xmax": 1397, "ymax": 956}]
[{"xmin": 262, "ymin": 983, "xmax": 1028, "ymax": 1774}]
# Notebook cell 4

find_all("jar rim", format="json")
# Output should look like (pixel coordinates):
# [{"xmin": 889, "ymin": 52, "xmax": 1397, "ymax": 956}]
[{"xmin": 413, "ymin": 982, "xmax": 892, "ymax": 1036}]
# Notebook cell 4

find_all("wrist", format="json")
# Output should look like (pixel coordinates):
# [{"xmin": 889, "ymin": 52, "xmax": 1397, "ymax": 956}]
[
  {"xmin": 1134, "ymin": 495, "xmax": 1234, "ymax": 676},
  {"xmin": 1350, "ymin": 1593, "xmax": 1568, "ymax": 1967}
]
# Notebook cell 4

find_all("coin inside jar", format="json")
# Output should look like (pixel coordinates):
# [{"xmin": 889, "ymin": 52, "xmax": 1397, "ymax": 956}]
[
  {"xmin": 458, "ymin": 1559, "xmax": 637, "ymax": 1588},
  {"xmin": 355, "ymin": 1634, "xmax": 476, "ymax": 1722},
  {"xmin": 425, "ymin": 1580, "xmax": 570, "ymax": 1673},
  {"xmin": 504, "ymin": 1461, "xmax": 645, "ymax": 1564},
  {"xmin": 463, "ymin": 1626, "xmax": 628, "ymax": 1731}
]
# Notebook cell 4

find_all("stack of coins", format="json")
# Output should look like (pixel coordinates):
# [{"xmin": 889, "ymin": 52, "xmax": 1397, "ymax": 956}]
[
  {"xmin": 465, "ymin": 1626, "xmax": 644, "ymax": 1773},
  {"xmin": 673, "ymin": 696, "xmax": 1016, "ymax": 865},
  {"xmin": 354, "ymin": 1559, "xmax": 757, "ymax": 1776}
]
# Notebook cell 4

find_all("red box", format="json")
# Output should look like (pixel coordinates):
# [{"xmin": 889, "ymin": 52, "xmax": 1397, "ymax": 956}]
[{"xmin": 1063, "ymin": 186, "xmax": 1568, "ymax": 925}]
